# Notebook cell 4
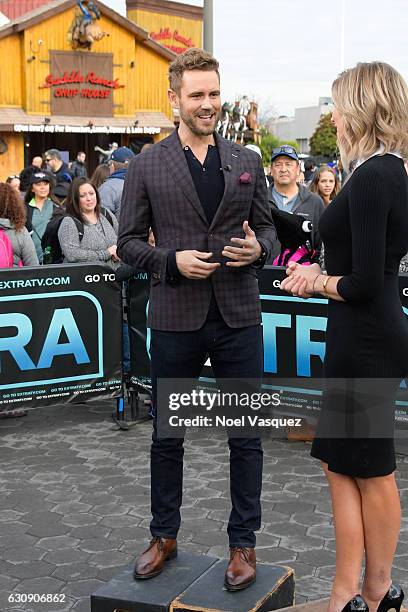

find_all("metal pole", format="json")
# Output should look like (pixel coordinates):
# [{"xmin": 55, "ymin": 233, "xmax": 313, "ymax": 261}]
[
  {"xmin": 203, "ymin": 0, "xmax": 213, "ymax": 53},
  {"xmin": 340, "ymin": 0, "xmax": 345, "ymax": 71}
]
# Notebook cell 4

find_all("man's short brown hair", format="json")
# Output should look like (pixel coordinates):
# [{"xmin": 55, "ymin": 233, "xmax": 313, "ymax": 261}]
[{"xmin": 168, "ymin": 48, "xmax": 220, "ymax": 94}]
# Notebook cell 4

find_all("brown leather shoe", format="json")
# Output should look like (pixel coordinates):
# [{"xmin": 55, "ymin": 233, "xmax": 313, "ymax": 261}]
[
  {"xmin": 224, "ymin": 547, "xmax": 256, "ymax": 591},
  {"xmin": 133, "ymin": 536, "xmax": 177, "ymax": 580}
]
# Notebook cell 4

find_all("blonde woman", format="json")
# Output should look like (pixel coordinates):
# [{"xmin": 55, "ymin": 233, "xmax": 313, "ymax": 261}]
[
  {"xmin": 310, "ymin": 165, "xmax": 341, "ymax": 206},
  {"xmin": 281, "ymin": 62, "xmax": 408, "ymax": 612}
]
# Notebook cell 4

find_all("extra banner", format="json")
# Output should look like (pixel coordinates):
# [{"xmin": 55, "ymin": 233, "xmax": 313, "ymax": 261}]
[
  {"xmin": 128, "ymin": 266, "xmax": 408, "ymax": 435},
  {"xmin": 259, "ymin": 268, "xmax": 408, "ymax": 432},
  {"xmin": 0, "ymin": 264, "xmax": 122, "ymax": 409}
]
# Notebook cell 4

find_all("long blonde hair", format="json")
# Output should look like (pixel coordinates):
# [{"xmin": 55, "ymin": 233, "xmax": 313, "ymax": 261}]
[{"xmin": 332, "ymin": 62, "xmax": 408, "ymax": 170}]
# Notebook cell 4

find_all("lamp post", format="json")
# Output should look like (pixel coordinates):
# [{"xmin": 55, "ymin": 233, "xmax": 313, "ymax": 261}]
[
  {"xmin": 340, "ymin": 0, "xmax": 345, "ymax": 71},
  {"xmin": 203, "ymin": 0, "xmax": 213, "ymax": 53}
]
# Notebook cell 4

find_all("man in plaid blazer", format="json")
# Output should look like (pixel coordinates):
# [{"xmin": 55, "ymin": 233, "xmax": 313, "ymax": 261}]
[{"xmin": 118, "ymin": 49, "xmax": 276, "ymax": 591}]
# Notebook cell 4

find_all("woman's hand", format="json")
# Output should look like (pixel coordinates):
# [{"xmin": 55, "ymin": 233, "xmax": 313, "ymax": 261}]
[
  {"xmin": 280, "ymin": 262, "xmax": 322, "ymax": 298},
  {"xmin": 108, "ymin": 245, "xmax": 120, "ymax": 261}
]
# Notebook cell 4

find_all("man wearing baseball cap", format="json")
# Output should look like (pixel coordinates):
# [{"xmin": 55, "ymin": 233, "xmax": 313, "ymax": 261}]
[
  {"xmin": 99, "ymin": 146, "xmax": 135, "ymax": 220},
  {"xmin": 268, "ymin": 145, "xmax": 324, "ymax": 260}
]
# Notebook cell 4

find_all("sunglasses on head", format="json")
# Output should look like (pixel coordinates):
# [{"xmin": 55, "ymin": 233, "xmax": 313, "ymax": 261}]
[
  {"xmin": 7, "ymin": 175, "xmax": 19, "ymax": 180},
  {"xmin": 272, "ymin": 145, "xmax": 297, "ymax": 156}
]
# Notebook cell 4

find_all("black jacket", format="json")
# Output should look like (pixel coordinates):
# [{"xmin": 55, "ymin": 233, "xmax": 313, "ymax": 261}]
[
  {"xmin": 53, "ymin": 162, "xmax": 73, "ymax": 200},
  {"xmin": 25, "ymin": 201, "xmax": 64, "ymax": 233},
  {"xmin": 70, "ymin": 160, "xmax": 88, "ymax": 179}
]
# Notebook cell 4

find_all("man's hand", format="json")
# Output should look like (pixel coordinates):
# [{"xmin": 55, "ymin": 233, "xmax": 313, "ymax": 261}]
[
  {"xmin": 176, "ymin": 250, "xmax": 220, "ymax": 279},
  {"xmin": 222, "ymin": 221, "xmax": 262, "ymax": 267}
]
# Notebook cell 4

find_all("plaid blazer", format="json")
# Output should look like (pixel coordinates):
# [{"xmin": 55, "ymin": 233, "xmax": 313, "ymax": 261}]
[{"xmin": 118, "ymin": 130, "xmax": 276, "ymax": 331}]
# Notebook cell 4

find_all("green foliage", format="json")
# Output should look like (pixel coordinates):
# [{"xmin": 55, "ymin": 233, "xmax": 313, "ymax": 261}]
[
  {"xmin": 256, "ymin": 128, "xmax": 299, "ymax": 166},
  {"xmin": 258, "ymin": 131, "xmax": 280, "ymax": 165},
  {"xmin": 309, "ymin": 112, "xmax": 337, "ymax": 158}
]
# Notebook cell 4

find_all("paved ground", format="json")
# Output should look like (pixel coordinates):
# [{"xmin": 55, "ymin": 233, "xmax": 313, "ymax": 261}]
[{"xmin": 1, "ymin": 400, "xmax": 408, "ymax": 611}]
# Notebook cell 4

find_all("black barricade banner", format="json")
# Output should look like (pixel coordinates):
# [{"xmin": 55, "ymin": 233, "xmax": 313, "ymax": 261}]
[
  {"xmin": 0, "ymin": 264, "xmax": 122, "ymax": 408},
  {"xmin": 259, "ymin": 268, "xmax": 408, "ymax": 427},
  {"xmin": 128, "ymin": 272, "xmax": 151, "ymax": 378}
]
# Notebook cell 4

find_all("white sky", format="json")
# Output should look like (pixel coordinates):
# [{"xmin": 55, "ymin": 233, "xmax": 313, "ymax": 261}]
[{"xmin": 103, "ymin": 0, "xmax": 408, "ymax": 116}]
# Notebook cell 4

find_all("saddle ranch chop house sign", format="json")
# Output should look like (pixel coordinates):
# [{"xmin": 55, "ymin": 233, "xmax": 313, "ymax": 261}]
[
  {"xmin": 39, "ymin": 51, "xmax": 124, "ymax": 116},
  {"xmin": 40, "ymin": 70, "xmax": 124, "ymax": 99},
  {"xmin": 150, "ymin": 27, "xmax": 195, "ymax": 55}
]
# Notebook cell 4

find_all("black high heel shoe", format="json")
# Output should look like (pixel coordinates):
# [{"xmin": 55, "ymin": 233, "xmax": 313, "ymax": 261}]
[
  {"xmin": 342, "ymin": 595, "xmax": 369, "ymax": 611},
  {"xmin": 377, "ymin": 584, "xmax": 404, "ymax": 612}
]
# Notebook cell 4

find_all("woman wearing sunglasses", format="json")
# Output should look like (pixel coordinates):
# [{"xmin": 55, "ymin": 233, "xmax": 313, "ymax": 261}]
[{"xmin": 6, "ymin": 175, "xmax": 21, "ymax": 194}]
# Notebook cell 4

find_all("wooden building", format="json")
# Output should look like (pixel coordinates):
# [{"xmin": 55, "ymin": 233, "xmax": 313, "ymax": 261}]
[
  {"xmin": 127, "ymin": 0, "xmax": 203, "ymax": 56},
  {"xmin": 0, "ymin": 0, "xmax": 53, "ymax": 20},
  {"xmin": 0, "ymin": 0, "xmax": 198, "ymax": 179}
]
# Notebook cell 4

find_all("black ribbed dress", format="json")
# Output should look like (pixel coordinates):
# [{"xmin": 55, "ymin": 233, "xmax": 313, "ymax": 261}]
[{"xmin": 311, "ymin": 154, "xmax": 408, "ymax": 477}]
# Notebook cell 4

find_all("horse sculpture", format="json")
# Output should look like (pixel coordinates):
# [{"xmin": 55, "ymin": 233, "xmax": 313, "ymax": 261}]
[
  {"xmin": 94, "ymin": 142, "xmax": 118, "ymax": 164},
  {"xmin": 217, "ymin": 102, "xmax": 233, "ymax": 139},
  {"xmin": 68, "ymin": 0, "xmax": 108, "ymax": 50},
  {"xmin": 232, "ymin": 96, "xmax": 250, "ymax": 143},
  {"xmin": 217, "ymin": 96, "xmax": 253, "ymax": 143}
]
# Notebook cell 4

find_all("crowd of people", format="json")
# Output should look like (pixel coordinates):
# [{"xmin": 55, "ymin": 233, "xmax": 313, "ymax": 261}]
[
  {"xmin": 0, "ymin": 145, "xmax": 138, "ymax": 267},
  {"xmin": 0, "ymin": 144, "xmax": 142, "ymax": 419},
  {"xmin": 1, "ymin": 136, "xmax": 408, "ymax": 280}
]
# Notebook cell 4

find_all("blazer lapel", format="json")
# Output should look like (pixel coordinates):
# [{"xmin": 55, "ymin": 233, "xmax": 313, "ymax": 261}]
[
  {"xmin": 209, "ymin": 133, "xmax": 238, "ymax": 230},
  {"xmin": 161, "ymin": 130, "xmax": 208, "ymax": 226}
]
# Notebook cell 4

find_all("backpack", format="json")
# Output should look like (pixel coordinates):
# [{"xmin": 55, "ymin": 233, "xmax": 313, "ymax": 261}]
[
  {"xmin": 41, "ymin": 207, "xmax": 115, "ymax": 264},
  {"xmin": 0, "ymin": 228, "xmax": 14, "ymax": 268},
  {"xmin": 54, "ymin": 171, "xmax": 73, "ymax": 203}
]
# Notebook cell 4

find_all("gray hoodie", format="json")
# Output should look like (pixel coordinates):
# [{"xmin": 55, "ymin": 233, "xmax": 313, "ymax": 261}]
[{"xmin": 0, "ymin": 218, "xmax": 39, "ymax": 267}]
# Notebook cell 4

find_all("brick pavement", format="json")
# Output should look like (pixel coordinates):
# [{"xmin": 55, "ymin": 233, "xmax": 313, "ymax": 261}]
[{"xmin": 1, "ymin": 401, "xmax": 408, "ymax": 611}]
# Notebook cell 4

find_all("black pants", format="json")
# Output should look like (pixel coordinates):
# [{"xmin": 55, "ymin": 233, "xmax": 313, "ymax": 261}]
[{"xmin": 150, "ymin": 319, "xmax": 264, "ymax": 547}]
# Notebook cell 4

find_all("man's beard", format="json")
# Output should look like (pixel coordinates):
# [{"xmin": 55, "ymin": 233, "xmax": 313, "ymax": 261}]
[{"xmin": 179, "ymin": 107, "xmax": 219, "ymax": 136}]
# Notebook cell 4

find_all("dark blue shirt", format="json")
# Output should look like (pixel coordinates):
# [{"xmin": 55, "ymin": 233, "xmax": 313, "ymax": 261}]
[{"xmin": 183, "ymin": 144, "xmax": 225, "ymax": 224}]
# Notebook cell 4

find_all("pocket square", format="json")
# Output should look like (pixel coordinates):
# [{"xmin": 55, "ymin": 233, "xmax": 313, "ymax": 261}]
[{"xmin": 239, "ymin": 172, "xmax": 252, "ymax": 184}]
